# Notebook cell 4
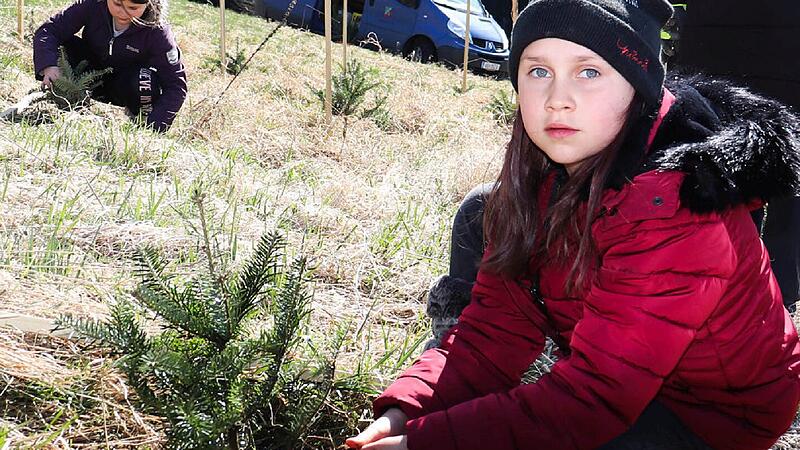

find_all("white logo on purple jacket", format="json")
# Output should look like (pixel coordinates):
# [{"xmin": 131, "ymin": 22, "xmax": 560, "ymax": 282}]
[{"xmin": 166, "ymin": 47, "xmax": 180, "ymax": 65}]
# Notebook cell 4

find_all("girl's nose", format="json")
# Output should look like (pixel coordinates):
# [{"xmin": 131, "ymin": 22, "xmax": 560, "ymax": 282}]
[{"xmin": 545, "ymin": 79, "xmax": 575, "ymax": 112}]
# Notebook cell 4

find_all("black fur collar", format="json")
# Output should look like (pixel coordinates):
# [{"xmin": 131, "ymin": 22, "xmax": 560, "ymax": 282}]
[{"xmin": 644, "ymin": 73, "xmax": 800, "ymax": 213}]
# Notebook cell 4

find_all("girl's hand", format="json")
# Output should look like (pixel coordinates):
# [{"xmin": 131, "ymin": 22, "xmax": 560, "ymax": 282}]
[
  {"xmin": 42, "ymin": 66, "xmax": 62, "ymax": 88},
  {"xmin": 346, "ymin": 407, "xmax": 408, "ymax": 449},
  {"xmin": 361, "ymin": 435, "xmax": 408, "ymax": 450}
]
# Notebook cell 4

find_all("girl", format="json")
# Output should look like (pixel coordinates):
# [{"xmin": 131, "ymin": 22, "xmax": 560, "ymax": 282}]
[
  {"xmin": 33, "ymin": 0, "xmax": 188, "ymax": 132},
  {"xmin": 347, "ymin": 0, "xmax": 800, "ymax": 449}
]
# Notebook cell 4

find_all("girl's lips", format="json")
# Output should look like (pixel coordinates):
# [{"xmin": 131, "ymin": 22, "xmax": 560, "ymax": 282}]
[{"xmin": 545, "ymin": 127, "xmax": 578, "ymax": 138}]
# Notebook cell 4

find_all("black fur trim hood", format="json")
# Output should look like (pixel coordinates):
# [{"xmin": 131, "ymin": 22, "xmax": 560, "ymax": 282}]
[{"xmin": 644, "ymin": 73, "xmax": 800, "ymax": 213}]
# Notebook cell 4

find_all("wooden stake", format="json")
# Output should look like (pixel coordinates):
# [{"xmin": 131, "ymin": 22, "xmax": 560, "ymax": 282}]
[
  {"xmin": 219, "ymin": 0, "xmax": 227, "ymax": 72},
  {"xmin": 324, "ymin": 0, "xmax": 333, "ymax": 122},
  {"xmin": 342, "ymin": 0, "xmax": 348, "ymax": 67},
  {"xmin": 461, "ymin": 0, "xmax": 471, "ymax": 93},
  {"xmin": 512, "ymin": 0, "xmax": 519, "ymax": 110},
  {"xmin": 17, "ymin": 0, "xmax": 24, "ymax": 42},
  {"xmin": 511, "ymin": 0, "xmax": 518, "ymax": 24}
]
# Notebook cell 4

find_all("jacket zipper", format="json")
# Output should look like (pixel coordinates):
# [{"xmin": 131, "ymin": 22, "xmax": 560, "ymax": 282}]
[
  {"xmin": 529, "ymin": 278, "xmax": 546, "ymax": 309},
  {"xmin": 107, "ymin": 16, "xmax": 114, "ymax": 56},
  {"xmin": 527, "ymin": 169, "xmax": 571, "ymax": 356},
  {"xmin": 107, "ymin": 13, "xmax": 117, "ymax": 56},
  {"xmin": 528, "ymin": 276, "xmax": 571, "ymax": 356}
]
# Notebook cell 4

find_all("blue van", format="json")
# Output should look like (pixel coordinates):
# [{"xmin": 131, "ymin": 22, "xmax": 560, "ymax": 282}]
[
  {"xmin": 253, "ymin": 0, "xmax": 509, "ymax": 74},
  {"xmin": 353, "ymin": 0, "xmax": 509, "ymax": 74},
  {"xmin": 253, "ymin": 0, "xmax": 325, "ymax": 30}
]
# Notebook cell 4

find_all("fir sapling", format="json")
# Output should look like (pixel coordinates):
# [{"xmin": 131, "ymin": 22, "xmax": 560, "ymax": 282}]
[
  {"xmin": 57, "ymin": 231, "xmax": 348, "ymax": 449},
  {"xmin": 47, "ymin": 47, "xmax": 112, "ymax": 110}
]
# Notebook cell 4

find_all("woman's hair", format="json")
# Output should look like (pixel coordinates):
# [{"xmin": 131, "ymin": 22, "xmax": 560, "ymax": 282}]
[
  {"xmin": 482, "ymin": 94, "xmax": 647, "ymax": 293},
  {"xmin": 130, "ymin": 0, "xmax": 166, "ymax": 27}
]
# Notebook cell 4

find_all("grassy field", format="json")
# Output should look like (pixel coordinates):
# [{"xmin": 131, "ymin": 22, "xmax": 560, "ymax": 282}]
[
  {"xmin": 0, "ymin": 0, "xmax": 511, "ymax": 446},
  {"xmin": 1, "ymin": 0, "xmax": 799, "ymax": 448}
]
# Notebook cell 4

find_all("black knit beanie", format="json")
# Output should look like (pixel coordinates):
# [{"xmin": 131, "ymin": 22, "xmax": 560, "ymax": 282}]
[{"xmin": 509, "ymin": 0, "xmax": 673, "ymax": 107}]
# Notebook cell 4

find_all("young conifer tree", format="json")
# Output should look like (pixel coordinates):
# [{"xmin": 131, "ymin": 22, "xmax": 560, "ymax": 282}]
[
  {"xmin": 48, "ymin": 47, "xmax": 112, "ymax": 109},
  {"xmin": 59, "ymin": 227, "xmax": 346, "ymax": 449}
]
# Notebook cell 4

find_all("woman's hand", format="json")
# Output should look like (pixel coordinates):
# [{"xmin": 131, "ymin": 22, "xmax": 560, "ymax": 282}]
[
  {"xmin": 41, "ymin": 66, "xmax": 62, "ymax": 88},
  {"xmin": 346, "ymin": 407, "xmax": 408, "ymax": 449}
]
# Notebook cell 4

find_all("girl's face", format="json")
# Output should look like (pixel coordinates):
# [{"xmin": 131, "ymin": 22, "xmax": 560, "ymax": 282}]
[
  {"xmin": 107, "ymin": 0, "xmax": 147, "ymax": 25},
  {"xmin": 517, "ymin": 38, "xmax": 635, "ymax": 175}
]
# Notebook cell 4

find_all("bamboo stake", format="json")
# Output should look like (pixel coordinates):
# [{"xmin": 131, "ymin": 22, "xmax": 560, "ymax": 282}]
[
  {"xmin": 17, "ymin": 0, "xmax": 24, "ymax": 42},
  {"xmin": 461, "ymin": 0, "xmax": 471, "ymax": 92},
  {"xmin": 511, "ymin": 0, "xmax": 518, "ymax": 24},
  {"xmin": 324, "ymin": 0, "xmax": 333, "ymax": 122},
  {"xmin": 342, "ymin": 0, "xmax": 348, "ymax": 67},
  {"xmin": 511, "ymin": 0, "xmax": 519, "ymax": 109},
  {"xmin": 512, "ymin": 0, "xmax": 518, "ymax": 109},
  {"xmin": 219, "ymin": 0, "xmax": 227, "ymax": 72}
]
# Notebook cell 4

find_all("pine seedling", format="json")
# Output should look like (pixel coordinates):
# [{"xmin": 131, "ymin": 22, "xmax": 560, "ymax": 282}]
[
  {"xmin": 47, "ymin": 47, "xmax": 112, "ymax": 110},
  {"xmin": 311, "ymin": 59, "xmax": 391, "ymax": 142},
  {"xmin": 2, "ymin": 48, "xmax": 110, "ymax": 122},
  {"xmin": 58, "ymin": 211, "xmax": 348, "ymax": 448},
  {"xmin": 202, "ymin": 41, "xmax": 248, "ymax": 76},
  {"xmin": 486, "ymin": 88, "xmax": 516, "ymax": 126},
  {"xmin": 225, "ymin": 40, "xmax": 247, "ymax": 76},
  {"xmin": 312, "ymin": 59, "xmax": 386, "ymax": 117}
]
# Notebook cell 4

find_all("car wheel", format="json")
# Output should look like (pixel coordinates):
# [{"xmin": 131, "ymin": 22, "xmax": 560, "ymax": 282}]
[
  {"xmin": 227, "ymin": 0, "xmax": 257, "ymax": 14},
  {"xmin": 405, "ymin": 38, "xmax": 437, "ymax": 64},
  {"xmin": 254, "ymin": 0, "xmax": 266, "ymax": 17}
]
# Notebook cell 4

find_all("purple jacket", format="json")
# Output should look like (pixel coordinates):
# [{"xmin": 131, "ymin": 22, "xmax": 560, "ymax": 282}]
[{"xmin": 34, "ymin": 0, "xmax": 187, "ymax": 131}]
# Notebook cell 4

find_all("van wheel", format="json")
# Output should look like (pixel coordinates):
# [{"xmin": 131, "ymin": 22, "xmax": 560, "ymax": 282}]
[
  {"xmin": 254, "ymin": 0, "xmax": 266, "ymax": 17},
  {"xmin": 405, "ymin": 38, "xmax": 437, "ymax": 64},
  {"xmin": 228, "ymin": 0, "xmax": 256, "ymax": 14}
]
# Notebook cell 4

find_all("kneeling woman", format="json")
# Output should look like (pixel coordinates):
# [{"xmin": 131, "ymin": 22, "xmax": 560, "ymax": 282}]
[
  {"xmin": 347, "ymin": 0, "xmax": 800, "ymax": 449},
  {"xmin": 33, "ymin": 0, "xmax": 187, "ymax": 132}
]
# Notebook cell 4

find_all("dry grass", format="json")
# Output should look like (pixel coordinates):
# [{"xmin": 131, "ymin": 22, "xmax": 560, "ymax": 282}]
[
  {"xmin": 0, "ymin": 328, "xmax": 164, "ymax": 448},
  {"xmin": 0, "ymin": 0, "xmax": 508, "ymax": 325}
]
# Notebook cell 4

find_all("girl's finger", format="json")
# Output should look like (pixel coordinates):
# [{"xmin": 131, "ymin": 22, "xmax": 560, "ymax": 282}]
[
  {"xmin": 360, "ymin": 435, "xmax": 407, "ymax": 450},
  {"xmin": 345, "ymin": 417, "xmax": 391, "ymax": 448}
]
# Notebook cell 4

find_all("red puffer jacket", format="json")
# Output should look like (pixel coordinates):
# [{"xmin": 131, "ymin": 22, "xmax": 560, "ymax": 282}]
[{"xmin": 373, "ymin": 75, "xmax": 800, "ymax": 450}]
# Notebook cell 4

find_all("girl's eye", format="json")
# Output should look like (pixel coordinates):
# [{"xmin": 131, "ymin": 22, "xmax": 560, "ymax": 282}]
[
  {"xmin": 530, "ymin": 67, "xmax": 550, "ymax": 78},
  {"xmin": 579, "ymin": 68, "xmax": 600, "ymax": 79}
]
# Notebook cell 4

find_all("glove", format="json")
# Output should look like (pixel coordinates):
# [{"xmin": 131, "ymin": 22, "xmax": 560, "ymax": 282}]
[{"xmin": 423, "ymin": 275, "xmax": 474, "ymax": 350}]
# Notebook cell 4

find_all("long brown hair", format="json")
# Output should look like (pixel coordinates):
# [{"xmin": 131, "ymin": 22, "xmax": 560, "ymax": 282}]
[
  {"xmin": 130, "ymin": 0, "xmax": 165, "ymax": 27},
  {"xmin": 482, "ymin": 95, "xmax": 650, "ymax": 294}
]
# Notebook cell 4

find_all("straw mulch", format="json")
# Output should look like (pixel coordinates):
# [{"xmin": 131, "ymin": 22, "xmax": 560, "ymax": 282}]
[{"xmin": 0, "ymin": 327, "xmax": 164, "ymax": 449}]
